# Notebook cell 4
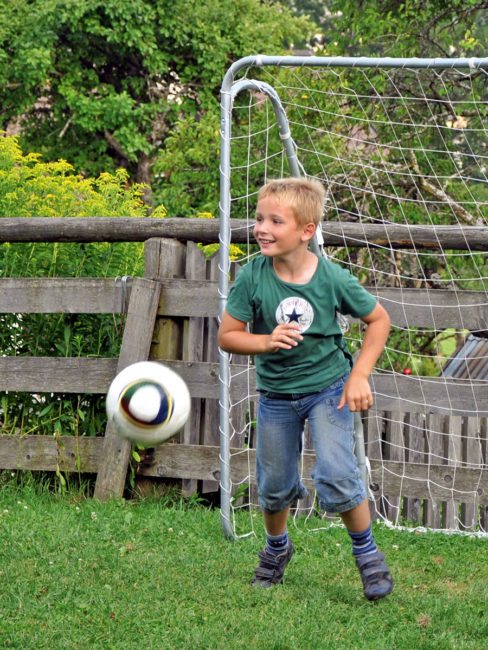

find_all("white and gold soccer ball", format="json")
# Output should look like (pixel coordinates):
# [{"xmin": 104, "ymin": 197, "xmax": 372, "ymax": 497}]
[{"xmin": 106, "ymin": 361, "xmax": 191, "ymax": 446}]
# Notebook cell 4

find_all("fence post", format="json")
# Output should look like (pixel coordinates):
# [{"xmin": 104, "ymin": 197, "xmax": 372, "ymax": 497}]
[
  {"xmin": 135, "ymin": 237, "xmax": 187, "ymax": 497},
  {"xmin": 94, "ymin": 277, "xmax": 161, "ymax": 500},
  {"xmin": 182, "ymin": 242, "xmax": 206, "ymax": 496},
  {"xmin": 144, "ymin": 238, "xmax": 186, "ymax": 359}
]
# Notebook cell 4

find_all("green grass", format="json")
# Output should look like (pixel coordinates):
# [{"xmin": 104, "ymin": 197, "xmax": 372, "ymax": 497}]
[{"xmin": 1, "ymin": 482, "xmax": 488, "ymax": 649}]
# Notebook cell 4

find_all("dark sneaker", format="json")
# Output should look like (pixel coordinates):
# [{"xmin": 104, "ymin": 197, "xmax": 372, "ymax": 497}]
[
  {"xmin": 356, "ymin": 550, "xmax": 394, "ymax": 601},
  {"xmin": 252, "ymin": 542, "xmax": 295, "ymax": 588}
]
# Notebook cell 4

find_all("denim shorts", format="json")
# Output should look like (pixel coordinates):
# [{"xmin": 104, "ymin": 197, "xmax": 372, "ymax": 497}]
[{"xmin": 256, "ymin": 374, "xmax": 366, "ymax": 514}]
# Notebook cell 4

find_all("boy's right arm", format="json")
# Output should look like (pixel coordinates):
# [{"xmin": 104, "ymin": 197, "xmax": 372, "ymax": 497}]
[{"xmin": 218, "ymin": 310, "xmax": 303, "ymax": 355}]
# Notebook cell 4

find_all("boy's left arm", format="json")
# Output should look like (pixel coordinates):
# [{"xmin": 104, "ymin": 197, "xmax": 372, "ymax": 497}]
[{"xmin": 338, "ymin": 302, "xmax": 391, "ymax": 412}]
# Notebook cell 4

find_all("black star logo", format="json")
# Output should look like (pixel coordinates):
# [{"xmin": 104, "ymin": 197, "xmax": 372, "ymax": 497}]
[{"xmin": 286, "ymin": 308, "xmax": 302, "ymax": 323}]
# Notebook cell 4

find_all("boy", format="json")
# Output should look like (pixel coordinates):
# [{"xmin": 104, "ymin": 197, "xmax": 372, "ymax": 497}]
[{"xmin": 218, "ymin": 177, "xmax": 393, "ymax": 600}]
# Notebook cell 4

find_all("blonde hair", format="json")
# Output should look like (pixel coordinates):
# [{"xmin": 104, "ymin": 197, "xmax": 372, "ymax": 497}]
[{"xmin": 257, "ymin": 177, "xmax": 325, "ymax": 226}]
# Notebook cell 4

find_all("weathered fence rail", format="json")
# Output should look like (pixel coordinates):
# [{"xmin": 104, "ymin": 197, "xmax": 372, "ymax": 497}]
[
  {"xmin": 0, "ymin": 218, "xmax": 487, "ymax": 528},
  {"xmin": 0, "ymin": 217, "xmax": 487, "ymax": 249},
  {"xmin": 2, "ymin": 277, "xmax": 487, "ymax": 326}
]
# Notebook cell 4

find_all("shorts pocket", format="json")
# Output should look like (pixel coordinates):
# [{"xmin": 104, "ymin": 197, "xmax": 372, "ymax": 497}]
[{"xmin": 325, "ymin": 393, "xmax": 354, "ymax": 433}]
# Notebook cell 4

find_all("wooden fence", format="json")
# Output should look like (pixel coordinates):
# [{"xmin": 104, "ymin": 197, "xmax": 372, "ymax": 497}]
[{"xmin": 0, "ymin": 218, "xmax": 487, "ymax": 529}]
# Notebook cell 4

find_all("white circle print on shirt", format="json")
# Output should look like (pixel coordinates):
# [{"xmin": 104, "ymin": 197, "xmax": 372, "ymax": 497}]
[{"xmin": 275, "ymin": 297, "xmax": 314, "ymax": 333}]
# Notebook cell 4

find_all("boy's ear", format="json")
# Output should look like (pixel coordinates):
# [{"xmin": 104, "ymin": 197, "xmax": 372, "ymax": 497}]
[{"xmin": 301, "ymin": 222, "xmax": 317, "ymax": 242}]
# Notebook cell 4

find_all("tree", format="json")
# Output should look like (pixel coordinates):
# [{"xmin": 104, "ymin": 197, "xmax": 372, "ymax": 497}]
[
  {"xmin": 0, "ymin": 0, "xmax": 313, "ymax": 206},
  {"xmin": 322, "ymin": 1, "xmax": 488, "ymax": 58},
  {"xmin": 276, "ymin": 0, "xmax": 332, "ymax": 25}
]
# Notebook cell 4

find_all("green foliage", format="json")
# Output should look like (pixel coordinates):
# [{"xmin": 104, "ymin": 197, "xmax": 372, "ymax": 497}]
[
  {"xmin": 0, "ymin": 133, "xmax": 150, "ymax": 281},
  {"xmin": 279, "ymin": 0, "xmax": 330, "ymax": 24},
  {"xmin": 0, "ymin": 135, "xmax": 156, "ymax": 436},
  {"xmin": 0, "ymin": 134, "xmax": 153, "ymax": 281},
  {"xmin": 155, "ymin": 112, "xmax": 221, "ymax": 215},
  {"xmin": 3, "ymin": 1, "xmax": 486, "ymax": 219},
  {"xmin": 324, "ymin": 1, "xmax": 488, "ymax": 58},
  {"xmin": 0, "ymin": 133, "xmax": 160, "ymax": 218},
  {"xmin": 1, "ymin": 0, "xmax": 313, "ymax": 197}
]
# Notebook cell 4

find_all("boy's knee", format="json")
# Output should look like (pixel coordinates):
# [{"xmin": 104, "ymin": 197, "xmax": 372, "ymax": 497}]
[
  {"xmin": 314, "ymin": 475, "xmax": 366, "ymax": 513},
  {"xmin": 259, "ymin": 480, "xmax": 308, "ymax": 512}
]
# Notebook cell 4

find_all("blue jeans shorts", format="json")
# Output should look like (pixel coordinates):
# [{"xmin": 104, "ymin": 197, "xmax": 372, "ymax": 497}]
[{"xmin": 256, "ymin": 374, "xmax": 366, "ymax": 514}]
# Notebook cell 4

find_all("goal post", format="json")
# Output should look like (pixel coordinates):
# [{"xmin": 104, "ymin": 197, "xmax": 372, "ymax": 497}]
[{"xmin": 218, "ymin": 55, "xmax": 488, "ymax": 540}]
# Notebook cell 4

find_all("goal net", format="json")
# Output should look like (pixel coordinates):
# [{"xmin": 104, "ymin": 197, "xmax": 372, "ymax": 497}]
[{"xmin": 218, "ymin": 56, "xmax": 488, "ymax": 539}]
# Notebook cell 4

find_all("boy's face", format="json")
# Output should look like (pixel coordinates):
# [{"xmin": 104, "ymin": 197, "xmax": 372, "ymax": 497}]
[{"xmin": 254, "ymin": 197, "xmax": 315, "ymax": 257}]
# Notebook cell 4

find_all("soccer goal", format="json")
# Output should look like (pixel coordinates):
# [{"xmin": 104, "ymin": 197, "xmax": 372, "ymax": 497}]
[{"xmin": 218, "ymin": 55, "xmax": 488, "ymax": 540}]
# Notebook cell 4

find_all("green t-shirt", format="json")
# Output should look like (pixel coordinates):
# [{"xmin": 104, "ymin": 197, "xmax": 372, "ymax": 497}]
[{"xmin": 226, "ymin": 255, "xmax": 377, "ymax": 393}]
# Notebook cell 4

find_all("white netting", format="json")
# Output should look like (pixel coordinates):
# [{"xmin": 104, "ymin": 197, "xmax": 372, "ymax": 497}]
[{"xmin": 219, "ymin": 60, "xmax": 488, "ymax": 538}]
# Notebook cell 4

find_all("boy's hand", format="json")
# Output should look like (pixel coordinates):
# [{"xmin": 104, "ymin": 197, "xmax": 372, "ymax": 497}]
[
  {"xmin": 267, "ymin": 323, "xmax": 303, "ymax": 352},
  {"xmin": 337, "ymin": 373, "xmax": 374, "ymax": 412}
]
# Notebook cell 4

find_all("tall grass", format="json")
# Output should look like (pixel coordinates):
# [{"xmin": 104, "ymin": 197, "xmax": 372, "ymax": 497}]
[{"xmin": 1, "ymin": 479, "xmax": 488, "ymax": 649}]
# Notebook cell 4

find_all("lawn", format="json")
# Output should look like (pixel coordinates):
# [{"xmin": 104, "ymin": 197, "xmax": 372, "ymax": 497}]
[{"xmin": 1, "ymin": 480, "xmax": 487, "ymax": 649}]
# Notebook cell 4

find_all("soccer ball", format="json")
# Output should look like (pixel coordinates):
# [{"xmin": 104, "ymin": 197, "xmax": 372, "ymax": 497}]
[{"xmin": 106, "ymin": 361, "xmax": 191, "ymax": 446}]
